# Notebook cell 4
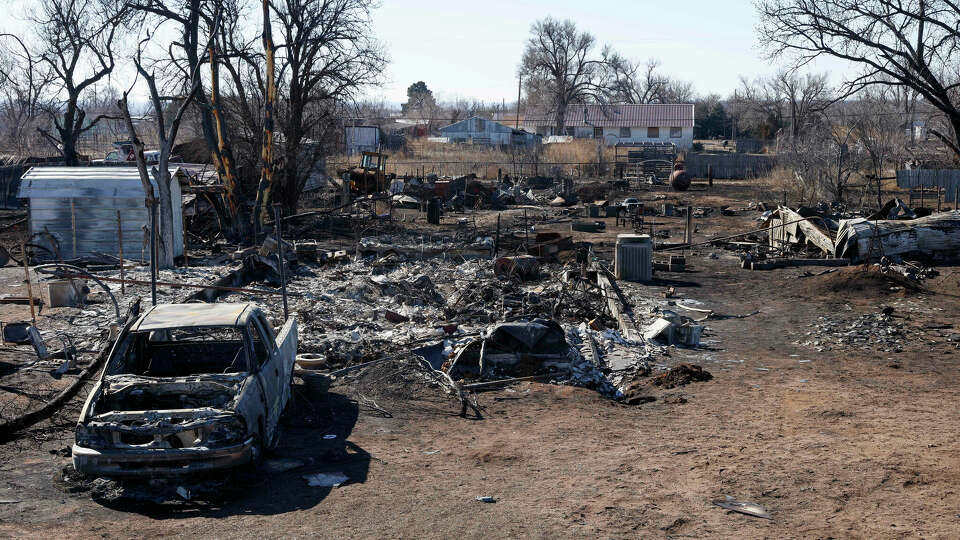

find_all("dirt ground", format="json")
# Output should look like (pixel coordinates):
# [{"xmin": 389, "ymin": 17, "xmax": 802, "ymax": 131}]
[{"xmin": 0, "ymin": 179, "xmax": 958, "ymax": 538}]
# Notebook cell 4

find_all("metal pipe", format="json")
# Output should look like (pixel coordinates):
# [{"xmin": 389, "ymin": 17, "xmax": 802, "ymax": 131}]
[
  {"xmin": 273, "ymin": 204, "xmax": 289, "ymax": 320},
  {"xmin": 656, "ymin": 216, "xmax": 831, "ymax": 252},
  {"xmin": 150, "ymin": 201, "xmax": 158, "ymax": 305},
  {"xmin": 20, "ymin": 241, "xmax": 35, "ymax": 325},
  {"xmin": 116, "ymin": 211, "xmax": 125, "ymax": 295},
  {"xmin": 48, "ymin": 273, "xmax": 301, "ymax": 298}
]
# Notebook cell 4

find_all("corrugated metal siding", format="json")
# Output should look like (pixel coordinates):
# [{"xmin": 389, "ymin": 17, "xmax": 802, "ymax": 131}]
[
  {"xmin": 438, "ymin": 117, "xmax": 539, "ymax": 145},
  {"xmin": 897, "ymin": 169, "xmax": 960, "ymax": 202},
  {"xmin": 344, "ymin": 126, "xmax": 380, "ymax": 155},
  {"xmin": 17, "ymin": 167, "xmax": 183, "ymax": 261}
]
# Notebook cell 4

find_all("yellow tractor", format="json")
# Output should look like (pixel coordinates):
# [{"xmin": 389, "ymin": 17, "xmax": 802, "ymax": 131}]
[{"xmin": 342, "ymin": 151, "xmax": 394, "ymax": 196}]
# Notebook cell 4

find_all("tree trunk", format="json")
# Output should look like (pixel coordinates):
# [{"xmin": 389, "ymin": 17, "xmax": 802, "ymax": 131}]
[
  {"xmin": 208, "ymin": 40, "xmax": 247, "ymax": 242},
  {"xmin": 282, "ymin": 140, "xmax": 299, "ymax": 213},
  {"xmin": 554, "ymin": 104, "xmax": 567, "ymax": 136},
  {"xmin": 154, "ymin": 158, "xmax": 176, "ymax": 269},
  {"xmin": 62, "ymin": 137, "xmax": 78, "ymax": 167},
  {"xmin": 253, "ymin": 0, "xmax": 277, "ymax": 229},
  {"xmin": 61, "ymin": 102, "xmax": 79, "ymax": 166}
]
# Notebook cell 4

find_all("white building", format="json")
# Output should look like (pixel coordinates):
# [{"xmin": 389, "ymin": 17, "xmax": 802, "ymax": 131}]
[
  {"xmin": 17, "ymin": 167, "xmax": 184, "ymax": 261},
  {"xmin": 344, "ymin": 125, "xmax": 381, "ymax": 155},
  {"xmin": 505, "ymin": 104, "xmax": 696, "ymax": 149}
]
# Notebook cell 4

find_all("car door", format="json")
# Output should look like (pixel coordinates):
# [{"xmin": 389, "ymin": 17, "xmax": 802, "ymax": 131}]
[
  {"xmin": 248, "ymin": 318, "xmax": 282, "ymax": 440},
  {"xmin": 273, "ymin": 316, "xmax": 297, "ymax": 407}
]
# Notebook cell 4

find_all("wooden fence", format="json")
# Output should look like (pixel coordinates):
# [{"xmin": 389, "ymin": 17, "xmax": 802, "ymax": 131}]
[
  {"xmin": 896, "ymin": 169, "xmax": 960, "ymax": 203},
  {"xmin": 684, "ymin": 152, "xmax": 775, "ymax": 179}
]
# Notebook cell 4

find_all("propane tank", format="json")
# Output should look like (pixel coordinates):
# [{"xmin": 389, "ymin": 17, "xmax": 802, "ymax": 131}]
[{"xmin": 670, "ymin": 161, "xmax": 693, "ymax": 192}]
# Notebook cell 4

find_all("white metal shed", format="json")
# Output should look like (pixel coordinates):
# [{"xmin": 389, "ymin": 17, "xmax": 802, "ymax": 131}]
[
  {"xmin": 344, "ymin": 126, "xmax": 381, "ymax": 155},
  {"xmin": 17, "ymin": 167, "xmax": 184, "ymax": 261}
]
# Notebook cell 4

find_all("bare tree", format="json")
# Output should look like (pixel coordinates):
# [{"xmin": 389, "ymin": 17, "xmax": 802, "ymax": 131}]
[
  {"xmin": 823, "ymin": 110, "xmax": 864, "ymax": 202},
  {"xmin": 520, "ymin": 17, "xmax": 602, "ymax": 133},
  {"xmin": 779, "ymin": 105, "xmax": 865, "ymax": 203},
  {"xmin": 119, "ymin": 11, "xmax": 221, "ymax": 269},
  {"xmin": 757, "ymin": 0, "xmax": 960, "ymax": 158},
  {"xmin": 32, "ymin": 0, "xmax": 127, "ymax": 164},
  {"xmin": 734, "ymin": 70, "xmax": 832, "ymax": 139},
  {"xmin": 771, "ymin": 70, "xmax": 834, "ymax": 138},
  {"xmin": 443, "ymin": 97, "xmax": 487, "ymax": 125},
  {"xmin": 250, "ymin": 0, "xmax": 278, "ymax": 228},
  {"xmin": 599, "ymin": 54, "xmax": 693, "ymax": 104},
  {"xmin": 733, "ymin": 75, "xmax": 784, "ymax": 139},
  {"xmin": 851, "ymin": 88, "xmax": 908, "ymax": 206},
  {"xmin": 207, "ymin": 3, "xmax": 245, "ymax": 237},
  {"xmin": 128, "ymin": 0, "xmax": 223, "ymax": 163},
  {"xmin": 211, "ymin": 0, "xmax": 266, "ymax": 238},
  {"xmin": 268, "ymin": 0, "xmax": 387, "ymax": 214},
  {"xmin": 0, "ymin": 34, "xmax": 54, "ymax": 156}
]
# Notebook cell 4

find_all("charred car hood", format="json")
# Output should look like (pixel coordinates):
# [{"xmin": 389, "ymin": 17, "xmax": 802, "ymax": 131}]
[
  {"xmin": 95, "ymin": 373, "xmax": 246, "ymax": 414},
  {"xmin": 80, "ymin": 374, "xmax": 249, "ymax": 451}
]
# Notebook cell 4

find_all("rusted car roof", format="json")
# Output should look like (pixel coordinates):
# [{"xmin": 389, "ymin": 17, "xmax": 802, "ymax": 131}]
[{"xmin": 133, "ymin": 303, "xmax": 255, "ymax": 331}]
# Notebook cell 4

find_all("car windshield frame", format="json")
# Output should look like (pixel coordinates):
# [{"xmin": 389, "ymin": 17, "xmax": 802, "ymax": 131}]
[{"xmin": 103, "ymin": 325, "xmax": 254, "ymax": 378}]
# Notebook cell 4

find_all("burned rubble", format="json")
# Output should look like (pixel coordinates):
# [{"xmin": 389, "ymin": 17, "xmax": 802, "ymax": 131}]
[
  {"xmin": 241, "ymin": 247, "xmax": 711, "ymax": 403},
  {"xmin": 799, "ymin": 313, "xmax": 907, "ymax": 354},
  {"xmin": 6, "ymin": 139, "xmax": 959, "ymax": 538}
]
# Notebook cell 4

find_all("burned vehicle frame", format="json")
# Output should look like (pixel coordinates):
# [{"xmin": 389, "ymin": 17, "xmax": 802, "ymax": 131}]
[{"xmin": 72, "ymin": 303, "xmax": 297, "ymax": 477}]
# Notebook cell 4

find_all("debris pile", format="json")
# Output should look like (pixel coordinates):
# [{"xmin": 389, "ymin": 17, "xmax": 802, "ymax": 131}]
[
  {"xmin": 798, "ymin": 313, "xmax": 905, "ymax": 353},
  {"xmin": 650, "ymin": 363, "xmax": 713, "ymax": 388}
]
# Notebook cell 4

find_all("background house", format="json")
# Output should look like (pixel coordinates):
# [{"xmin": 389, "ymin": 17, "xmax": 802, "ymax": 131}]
[
  {"xmin": 501, "ymin": 104, "xmax": 696, "ymax": 149},
  {"xmin": 438, "ymin": 116, "xmax": 540, "ymax": 146}
]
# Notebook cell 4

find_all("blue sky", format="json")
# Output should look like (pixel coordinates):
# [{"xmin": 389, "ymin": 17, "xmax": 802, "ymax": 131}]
[
  {"xmin": 0, "ymin": 0, "xmax": 849, "ymax": 107},
  {"xmin": 366, "ymin": 0, "xmax": 844, "ymax": 104},
  {"xmin": 368, "ymin": 0, "xmax": 856, "ymax": 103}
]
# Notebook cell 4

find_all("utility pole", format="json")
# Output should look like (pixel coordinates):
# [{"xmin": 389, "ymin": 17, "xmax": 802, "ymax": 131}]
[{"xmin": 515, "ymin": 74, "xmax": 522, "ymax": 130}]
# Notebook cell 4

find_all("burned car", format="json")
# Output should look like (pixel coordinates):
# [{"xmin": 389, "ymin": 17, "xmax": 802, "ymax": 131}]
[{"xmin": 72, "ymin": 303, "xmax": 297, "ymax": 476}]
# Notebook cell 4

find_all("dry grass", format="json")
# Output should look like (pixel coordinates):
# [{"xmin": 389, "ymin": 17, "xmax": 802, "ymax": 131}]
[
  {"xmin": 749, "ymin": 166, "xmax": 911, "ymax": 208},
  {"xmin": 327, "ymin": 139, "xmax": 618, "ymax": 179}
]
